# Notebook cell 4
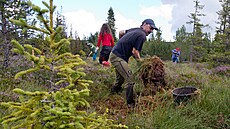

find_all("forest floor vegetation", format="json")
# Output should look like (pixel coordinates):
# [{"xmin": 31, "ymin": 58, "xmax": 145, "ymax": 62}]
[{"xmin": 0, "ymin": 56, "xmax": 229, "ymax": 128}]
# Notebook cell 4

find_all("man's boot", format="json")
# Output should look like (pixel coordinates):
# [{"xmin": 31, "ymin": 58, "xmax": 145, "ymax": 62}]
[
  {"xmin": 126, "ymin": 84, "xmax": 135, "ymax": 106},
  {"xmin": 111, "ymin": 85, "xmax": 122, "ymax": 94}
]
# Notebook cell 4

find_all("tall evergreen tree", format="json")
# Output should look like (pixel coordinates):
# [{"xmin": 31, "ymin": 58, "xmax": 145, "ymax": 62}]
[
  {"xmin": 88, "ymin": 32, "xmax": 98, "ymax": 44},
  {"xmin": 186, "ymin": 0, "xmax": 208, "ymax": 62},
  {"xmin": 107, "ymin": 7, "xmax": 117, "ymax": 41},
  {"xmin": 54, "ymin": 8, "xmax": 69, "ymax": 54},
  {"xmin": 202, "ymin": 32, "xmax": 211, "ymax": 55},
  {"xmin": 209, "ymin": 0, "xmax": 230, "ymax": 66},
  {"xmin": 175, "ymin": 25, "xmax": 190, "ymax": 61},
  {"xmin": 0, "ymin": 0, "xmax": 32, "ymax": 69},
  {"xmin": 54, "ymin": 6, "xmax": 67, "ymax": 39},
  {"xmin": 216, "ymin": 0, "xmax": 230, "ymax": 52}
]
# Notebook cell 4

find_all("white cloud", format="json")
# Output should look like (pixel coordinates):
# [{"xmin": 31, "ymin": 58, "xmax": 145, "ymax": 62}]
[
  {"xmin": 63, "ymin": 10, "xmax": 138, "ymax": 40},
  {"xmin": 62, "ymin": 0, "xmax": 221, "ymax": 42},
  {"xmin": 62, "ymin": 4, "xmax": 175, "ymax": 41},
  {"xmin": 63, "ymin": 9, "xmax": 102, "ymax": 39},
  {"xmin": 139, "ymin": 4, "xmax": 174, "ymax": 41},
  {"xmin": 139, "ymin": 4, "xmax": 173, "ymax": 20},
  {"xmin": 63, "ymin": 10, "xmax": 140, "ymax": 40},
  {"xmin": 114, "ymin": 13, "xmax": 138, "ymax": 37},
  {"xmin": 34, "ymin": 0, "xmax": 221, "ymax": 42},
  {"xmin": 161, "ymin": 0, "xmax": 221, "ymax": 40}
]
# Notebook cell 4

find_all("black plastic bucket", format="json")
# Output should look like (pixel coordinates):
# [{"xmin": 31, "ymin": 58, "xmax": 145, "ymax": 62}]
[{"xmin": 172, "ymin": 86, "xmax": 198, "ymax": 104}]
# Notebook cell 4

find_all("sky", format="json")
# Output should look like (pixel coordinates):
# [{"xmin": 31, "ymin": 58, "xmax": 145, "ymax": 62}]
[{"xmin": 32, "ymin": 0, "xmax": 222, "ymax": 42}]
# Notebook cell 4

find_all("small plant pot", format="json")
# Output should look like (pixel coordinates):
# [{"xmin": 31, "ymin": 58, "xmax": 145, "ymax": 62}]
[{"xmin": 172, "ymin": 86, "xmax": 198, "ymax": 104}]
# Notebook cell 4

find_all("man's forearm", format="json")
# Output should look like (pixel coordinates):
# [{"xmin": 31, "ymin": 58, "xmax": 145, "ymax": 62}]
[
  {"xmin": 132, "ymin": 48, "xmax": 142, "ymax": 61},
  {"xmin": 133, "ymin": 52, "xmax": 140, "ymax": 59}
]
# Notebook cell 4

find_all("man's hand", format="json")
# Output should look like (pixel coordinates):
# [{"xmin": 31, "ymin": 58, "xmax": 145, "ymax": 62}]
[{"xmin": 132, "ymin": 48, "xmax": 141, "ymax": 59}]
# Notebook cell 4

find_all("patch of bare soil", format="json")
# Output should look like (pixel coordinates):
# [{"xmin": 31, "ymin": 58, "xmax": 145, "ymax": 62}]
[
  {"xmin": 85, "ymin": 56, "xmax": 171, "ymax": 123},
  {"xmin": 91, "ymin": 90, "xmax": 172, "ymax": 124}
]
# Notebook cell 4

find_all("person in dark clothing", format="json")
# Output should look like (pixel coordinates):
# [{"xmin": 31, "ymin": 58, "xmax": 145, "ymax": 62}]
[{"xmin": 109, "ymin": 19, "xmax": 158, "ymax": 107}]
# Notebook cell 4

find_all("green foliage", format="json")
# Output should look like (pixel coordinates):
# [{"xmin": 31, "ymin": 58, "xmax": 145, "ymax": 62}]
[
  {"xmin": 1, "ymin": 0, "xmax": 229, "ymax": 128},
  {"xmin": 107, "ymin": 7, "xmax": 117, "ymax": 41},
  {"xmin": 185, "ymin": 0, "xmax": 210, "ymax": 62},
  {"xmin": 1, "ymin": 0, "xmax": 127, "ymax": 128},
  {"xmin": 79, "ymin": 50, "xmax": 86, "ymax": 56},
  {"xmin": 142, "ymin": 40, "xmax": 172, "ymax": 60},
  {"xmin": 207, "ymin": 52, "xmax": 230, "ymax": 67},
  {"xmin": 174, "ymin": 25, "xmax": 191, "ymax": 61},
  {"xmin": 125, "ymin": 61, "xmax": 230, "ymax": 128},
  {"xmin": 1, "ymin": 54, "xmax": 229, "ymax": 128},
  {"xmin": 1, "ymin": 88, "xmax": 105, "ymax": 129},
  {"xmin": 88, "ymin": 32, "xmax": 99, "ymax": 44}
]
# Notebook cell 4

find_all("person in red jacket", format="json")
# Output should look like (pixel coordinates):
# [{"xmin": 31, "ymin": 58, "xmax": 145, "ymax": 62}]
[{"xmin": 96, "ymin": 23, "xmax": 114, "ymax": 64}]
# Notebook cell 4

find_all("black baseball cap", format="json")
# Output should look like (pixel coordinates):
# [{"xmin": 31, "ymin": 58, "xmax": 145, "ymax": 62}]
[{"xmin": 142, "ymin": 19, "xmax": 158, "ymax": 30}]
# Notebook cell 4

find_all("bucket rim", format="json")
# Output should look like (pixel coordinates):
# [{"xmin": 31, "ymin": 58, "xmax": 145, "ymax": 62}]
[{"xmin": 171, "ymin": 86, "xmax": 198, "ymax": 96}]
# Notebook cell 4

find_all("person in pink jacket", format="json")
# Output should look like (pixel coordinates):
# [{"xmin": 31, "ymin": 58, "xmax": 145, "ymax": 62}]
[{"xmin": 96, "ymin": 23, "xmax": 114, "ymax": 64}]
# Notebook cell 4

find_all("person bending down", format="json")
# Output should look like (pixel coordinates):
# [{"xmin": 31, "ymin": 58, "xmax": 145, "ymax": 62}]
[{"xmin": 109, "ymin": 19, "xmax": 158, "ymax": 107}]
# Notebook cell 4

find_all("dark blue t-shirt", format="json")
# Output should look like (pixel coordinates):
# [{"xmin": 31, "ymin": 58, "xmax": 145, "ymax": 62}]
[{"xmin": 112, "ymin": 28, "xmax": 146, "ymax": 62}]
